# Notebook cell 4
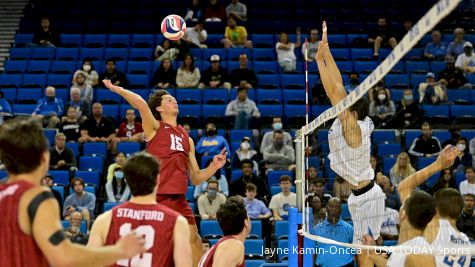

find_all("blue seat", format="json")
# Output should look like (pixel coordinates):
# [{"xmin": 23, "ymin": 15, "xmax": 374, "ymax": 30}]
[
  {"xmin": 333, "ymin": 61, "xmax": 353, "ymax": 74},
  {"xmin": 0, "ymin": 170, "xmax": 7, "ymax": 179},
  {"xmin": 418, "ymin": 157, "xmax": 436, "ymax": 169},
  {"xmin": 84, "ymin": 34, "xmax": 107, "ymax": 47},
  {"xmin": 430, "ymin": 61, "xmax": 446, "ymax": 73},
  {"xmin": 17, "ymin": 87, "xmax": 41, "ymax": 102},
  {"xmin": 351, "ymin": 48, "xmax": 372, "ymax": 60},
  {"xmin": 52, "ymin": 185, "xmax": 64, "ymax": 202},
  {"xmin": 377, "ymin": 143, "xmax": 402, "ymax": 157},
  {"xmin": 432, "ymin": 131, "xmax": 450, "ymax": 144},
  {"xmin": 257, "ymin": 74, "xmax": 280, "ymax": 89},
  {"xmin": 422, "ymin": 105, "xmax": 450, "ymax": 119},
  {"xmin": 405, "ymin": 61, "xmax": 430, "ymax": 73},
  {"xmin": 0, "ymin": 74, "xmax": 22, "ymax": 87},
  {"xmin": 203, "ymin": 48, "xmax": 227, "ymax": 61},
  {"xmin": 391, "ymin": 89, "xmax": 404, "ymax": 102},
  {"xmin": 1, "ymin": 87, "xmax": 16, "ymax": 102},
  {"xmin": 332, "ymin": 48, "xmax": 351, "ymax": 61},
  {"xmin": 227, "ymin": 61, "xmax": 240, "ymax": 71},
  {"xmin": 188, "ymin": 48, "xmax": 202, "ymax": 60},
  {"xmin": 107, "ymin": 34, "xmax": 130, "ymax": 47},
  {"xmin": 354, "ymin": 61, "xmax": 378, "ymax": 74},
  {"xmin": 55, "ymin": 47, "xmax": 80, "ymax": 60},
  {"xmin": 14, "ymin": 33, "xmax": 33, "ymax": 46},
  {"xmin": 251, "ymin": 34, "xmax": 274, "ymax": 48},
  {"xmin": 244, "ymin": 239, "xmax": 263, "ymax": 256},
  {"xmin": 252, "ymin": 48, "xmax": 275, "ymax": 61},
  {"xmin": 451, "ymin": 105, "xmax": 475, "ymax": 118},
  {"xmin": 127, "ymin": 74, "xmax": 149, "ymax": 88},
  {"xmin": 62, "ymin": 220, "xmax": 87, "ymax": 233},
  {"xmin": 230, "ymin": 130, "xmax": 252, "ymax": 143},
  {"xmin": 373, "ymin": 130, "xmax": 398, "ymax": 144},
  {"xmin": 22, "ymin": 73, "xmax": 47, "ymax": 87},
  {"xmin": 390, "ymin": 61, "xmax": 405, "ymax": 73},
  {"xmin": 200, "ymin": 220, "xmax": 223, "ymax": 238},
  {"xmin": 410, "ymin": 74, "xmax": 426, "ymax": 88},
  {"xmin": 4, "ymin": 60, "xmax": 28, "ymax": 73},
  {"xmin": 79, "ymin": 156, "xmax": 104, "ymax": 174},
  {"xmin": 43, "ymin": 129, "xmax": 56, "ymax": 145},
  {"xmin": 79, "ymin": 48, "xmax": 104, "ymax": 61},
  {"xmin": 275, "ymin": 220, "xmax": 289, "ymax": 239},
  {"xmin": 259, "ymin": 105, "xmax": 283, "ymax": 118},
  {"xmin": 83, "ymin": 142, "xmax": 108, "ymax": 158},
  {"xmin": 328, "ymin": 34, "xmax": 347, "ymax": 46},
  {"xmin": 188, "ymin": 202, "xmax": 195, "ymax": 213},
  {"xmin": 48, "ymin": 170, "xmax": 70, "ymax": 185},
  {"xmin": 31, "ymin": 47, "xmax": 55, "ymax": 60},
  {"xmin": 51, "ymin": 60, "xmax": 77, "ymax": 74},
  {"xmin": 341, "ymin": 203, "xmax": 351, "ymax": 220},
  {"xmin": 277, "ymin": 239, "xmax": 288, "ymax": 262},
  {"xmin": 282, "ymin": 89, "xmax": 305, "ymax": 104},
  {"xmin": 9, "ymin": 47, "xmax": 31, "ymax": 60},
  {"xmin": 253, "ymin": 61, "xmax": 278, "ymax": 74},
  {"xmin": 284, "ymin": 104, "xmax": 305, "ymax": 119},
  {"xmin": 231, "ymin": 170, "xmax": 242, "ymax": 182},
  {"xmin": 385, "ymin": 74, "xmax": 409, "ymax": 89},
  {"xmin": 186, "ymin": 186, "xmax": 194, "ymax": 201},
  {"xmin": 461, "ymin": 130, "xmax": 475, "ymax": 141},
  {"xmin": 104, "ymin": 48, "xmax": 129, "ymax": 61},
  {"xmin": 176, "ymin": 89, "xmax": 202, "ymax": 104},
  {"xmin": 403, "ymin": 48, "xmax": 424, "ymax": 60},
  {"xmin": 383, "ymin": 157, "xmax": 397, "ymax": 174},
  {"xmin": 131, "ymin": 34, "xmax": 154, "ymax": 47},
  {"xmin": 405, "ymin": 130, "xmax": 420, "ymax": 149},
  {"xmin": 202, "ymin": 105, "xmax": 226, "ymax": 120},
  {"xmin": 179, "ymin": 104, "xmax": 201, "ymax": 117},
  {"xmin": 384, "ymin": 240, "xmax": 398, "ymax": 246},
  {"xmin": 127, "ymin": 61, "xmax": 151, "ymax": 74},
  {"xmin": 60, "ymin": 34, "xmax": 83, "ymax": 47},
  {"xmin": 246, "ymin": 260, "xmax": 266, "ymax": 267},
  {"xmin": 75, "ymin": 170, "xmax": 100, "ymax": 187},
  {"xmin": 13, "ymin": 104, "xmax": 36, "ymax": 115},
  {"xmin": 281, "ymin": 74, "xmax": 305, "ymax": 89},
  {"xmin": 308, "ymin": 156, "xmax": 320, "ymax": 168},
  {"xmin": 347, "ymin": 33, "xmax": 368, "ymax": 44},
  {"xmin": 103, "ymin": 202, "xmax": 120, "ymax": 212},
  {"xmin": 66, "ymin": 142, "xmax": 79, "ymax": 158},
  {"xmin": 117, "ymin": 142, "xmax": 142, "ymax": 156},
  {"xmin": 96, "ymin": 89, "xmax": 122, "ymax": 104},
  {"xmin": 129, "ymin": 48, "xmax": 153, "ymax": 61},
  {"xmin": 228, "ymin": 48, "xmax": 251, "ymax": 61},
  {"xmin": 203, "ymin": 89, "xmax": 228, "ymax": 104},
  {"xmin": 48, "ymin": 73, "xmax": 72, "ymax": 87},
  {"xmin": 102, "ymin": 104, "xmax": 120, "ymax": 120},
  {"xmin": 256, "ymin": 89, "xmax": 282, "ymax": 104},
  {"xmin": 268, "ymin": 170, "xmax": 293, "ymax": 185}
]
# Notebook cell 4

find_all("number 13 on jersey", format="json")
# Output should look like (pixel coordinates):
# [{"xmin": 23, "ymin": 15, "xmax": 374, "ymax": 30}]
[{"xmin": 117, "ymin": 223, "xmax": 155, "ymax": 267}]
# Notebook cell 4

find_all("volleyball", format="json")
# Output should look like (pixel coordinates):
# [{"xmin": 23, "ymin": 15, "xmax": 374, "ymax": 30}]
[{"xmin": 161, "ymin": 14, "xmax": 186, "ymax": 41}]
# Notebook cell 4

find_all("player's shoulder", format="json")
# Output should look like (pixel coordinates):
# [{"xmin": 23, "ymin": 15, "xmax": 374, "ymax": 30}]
[{"xmin": 218, "ymin": 237, "xmax": 244, "ymax": 252}]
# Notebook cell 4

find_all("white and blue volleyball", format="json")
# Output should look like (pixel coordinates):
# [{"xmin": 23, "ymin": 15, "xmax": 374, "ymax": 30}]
[{"xmin": 161, "ymin": 14, "xmax": 186, "ymax": 41}]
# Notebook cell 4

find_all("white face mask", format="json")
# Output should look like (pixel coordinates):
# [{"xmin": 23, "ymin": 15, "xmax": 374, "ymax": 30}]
[
  {"xmin": 241, "ymin": 142, "xmax": 250, "ymax": 150},
  {"xmin": 378, "ymin": 94, "xmax": 386, "ymax": 101},
  {"xmin": 457, "ymin": 144, "xmax": 466, "ymax": 151},
  {"xmin": 83, "ymin": 64, "xmax": 91, "ymax": 72}
]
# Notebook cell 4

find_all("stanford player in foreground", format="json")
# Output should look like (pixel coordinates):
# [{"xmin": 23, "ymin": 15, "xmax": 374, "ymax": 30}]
[
  {"xmin": 88, "ymin": 152, "xmax": 191, "ymax": 267},
  {"xmin": 103, "ymin": 79, "xmax": 227, "ymax": 266},
  {"xmin": 198, "ymin": 196, "xmax": 250, "ymax": 267},
  {"xmin": 0, "ymin": 117, "xmax": 146, "ymax": 267}
]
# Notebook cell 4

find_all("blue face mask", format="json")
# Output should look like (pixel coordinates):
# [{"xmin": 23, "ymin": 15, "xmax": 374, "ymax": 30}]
[
  {"xmin": 114, "ymin": 171, "xmax": 124, "ymax": 179},
  {"xmin": 273, "ymin": 122, "xmax": 283, "ymax": 130}
]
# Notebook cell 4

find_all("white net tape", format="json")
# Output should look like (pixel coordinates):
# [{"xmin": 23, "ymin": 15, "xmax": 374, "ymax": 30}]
[{"xmin": 296, "ymin": 0, "xmax": 474, "ymax": 256}]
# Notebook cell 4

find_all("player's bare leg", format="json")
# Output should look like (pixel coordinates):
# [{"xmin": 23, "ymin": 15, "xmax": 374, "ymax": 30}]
[{"xmin": 189, "ymin": 224, "xmax": 204, "ymax": 267}]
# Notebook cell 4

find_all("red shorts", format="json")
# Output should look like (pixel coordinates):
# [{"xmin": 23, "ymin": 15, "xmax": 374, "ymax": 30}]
[{"xmin": 156, "ymin": 194, "xmax": 196, "ymax": 225}]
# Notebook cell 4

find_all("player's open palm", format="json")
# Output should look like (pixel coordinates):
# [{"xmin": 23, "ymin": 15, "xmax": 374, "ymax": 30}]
[
  {"xmin": 103, "ymin": 79, "xmax": 123, "ymax": 94},
  {"xmin": 316, "ymin": 21, "xmax": 329, "ymax": 61},
  {"xmin": 436, "ymin": 145, "xmax": 460, "ymax": 169},
  {"xmin": 116, "ymin": 230, "xmax": 147, "ymax": 258},
  {"xmin": 213, "ymin": 148, "xmax": 227, "ymax": 169}
]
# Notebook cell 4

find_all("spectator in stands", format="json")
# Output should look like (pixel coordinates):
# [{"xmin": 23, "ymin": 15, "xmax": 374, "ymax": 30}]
[
  {"xmin": 40, "ymin": 174, "xmax": 64, "ymax": 217},
  {"xmin": 63, "ymin": 177, "xmax": 96, "ymax": 229},
  {"xmin": 302, "ymin": 29, "xmax": 320, "ymax": 62},
  {"xmin": 333, "ymin": 175, "xmax": 351, "ymax": 203},
  {"xmin": 269, "ymin": 175, "xmax": 296, "ymax": 220},
  {"xmin": 260, "ymin": 117, "xmax": 293, "ymax": 154},
  {"xmin": 455, "ymin": 41, "xmax": 475, "ymax": 74},
  {"xmin": 230, "ymin": 54, "xmax": 258, "ymax": 89},
  {"xmin": 59, "ymin": 106, "xmax": 81, "ymax": 142},
  {"xmin": 112, "ymin": 109, "xmax": 144, "ymax": 148},
  {"xmin": 447, "ymin": 28, "xmax": 467, "ymax": 57},
  {"xmin": 32, "ymin": 17, "xmax": 59, "ymax": 47},
  {"xmin": 263, "ymin": 130, "xmax": 295, "ymax": 171},
  {"xmin": 154, "ymin": 40, "xmax": 178, "ymax": 61},
  {"xmin": 64, "ymin": 87, "xmax": 90, "ymax": 123},
  {"xmin": 424, "ymin": 30, "xmax": 448, "ymax": 60},
  {"xmin": 431, "ymin": 167, "xmax": 457, "ymax": 194},
  {"xmin": 308, "ymin": 166, "xmax": 320, "ymax": 180},
  {"xmin": 439, "ymin": 55, "xmax": 472, "ymax": 89},
  {"xmin": 225, "ymin": 87, "xmax": 260, "ymax": 129},
  {"xmin": 184, "ymin": 0, "xmax": 204, "ymax": 22},
  {"xmin": 183, "ymin": 20, "xmax": 208, "ymax": 48},
  {"xmin": 176, "ymin": 54, "xmax": 201, "ymax": 88},
  {"xmin": 367, "ymin": 80, "xmax": 390, "ymax": 103},
  {"xmin": 470, "ymin": 136, "xmax": 475, "ymax": 164},
  {"xmin": 204, "ymin": 0, "xmax": 225, "ymax": 22},
  {"xmin": 202, "ymin": 239, "xmax": 211, "ymax": 253},
  {"xmin": 377, "ymin": 175, "xmax": 401, "ymax": 210},
  {"xmin": 369, "ymin": 87, "xmax": 396, "ymax": 128},
  {"xmin": 308, "ymin": 195, "xmax": 326, "ymax": 225},
  {"xmin": 222, "ymin": 17, "xmax": 253, "ymax": 48},
  {"xmin": 310, "ymin": 178, "xmax": 332, "ymax": 207},
  {"xmin": 244, "ymin": 183, "xmax": 271, "ymax": 219},
  {"xmin": 460, "ymin": 166, "xmax": 475, "ymax": 196},
  {"xmin": 457, "ymin": 193, "xmax": 475, "ymax": 240},
  {"xmin": 418, "ymin": 72, "xmax": 447, "ymax": 104},
  {"xmin": 453, "ymin": 137, "xmax": 473, "ymax": 173},
  {"xmin": 380, "ymin": 201, "xmax": 400, "ymax": 240},
  {"xmin": 231, "ymin": 136, "xmax": 259, "ymax": 171},
  {"xmin": 105, "ymin": 165, "xmax": 131, "ymax": 202},
  {"xmin": 389, "ymin": 152, "xmax": 416, "ymax": 186},
  {"xmin": 230, "ymin": 159, "xmax": 270, "ymax": 202},
  {"xmin": 225, "ymin": 0, "xmax": 247, "ymax": 22},
  {"xmin": 344, "ymin": 72, "xmax": 360, "ymax": 93},
  {"xmin": 72, "ymin": 71, "xmax": 93, "ymax": 105},
  {"xmin": 49, "ymin": 132, "xmax": 77, "ymax": 171},
  {"xmin": 99, "ymin": 59, "xmax": 129, "ymax": 88},
  {"xmin": 150, "ymin": 58, "xmax": 177, "ymax": 89},
  {"xmin": 194, "ymin": 159, "xmax": 228, "ymax": 198},
  {"xmin": 33, "ymin": 86, "xmax": 63, "ymax": 129},
  {"xmin": 196, "ymin": 123, "xmax": 231, "ymax": 159},
  {"xmin": 408, "ymin": 122, "xmax": 442, "ymax": 158},
  {"xmin": 368, "ymin": 16, "xmax": 397, "ymax": 58},
  {"xmin": 197, "ymin": 179, "xmax": 226, "ymax": 220},
  {"xmin": 312, "ymin": 197, "xmax": 354, "ymax": 267},
  {"xmin": 370, "ymin": 155, "xmax": 382, "ymax": 176},
  {"xmin": 199, "ymin": 54, "xmax": 231, "ymax": 89},
  {"xmin": 395, "ymin": 88, "xmax": 421, "ymax": 128},
  {"xmin": 78, "ymin": 102, "xmax": 116, "ymax": 150},
  {"xmin": 0, "ymin": 90, "xmax": 12, "ymax": 125},
  {"xmin": 442, "ymin": 126, "xmax": 462, "ymax": 147},
  {"xmin": 73, "ymin": 59, "xmax": 99, "ymax": 87},
  {"xmin": 107, "ymin": 152, "xmax": 127, "ymax": 183},
  {"xmin": 64, "ymin": 211, "xmax": 89, "ymax": 244},
  {"xmin": 275, "ymin": 30, "xmax": 302, "ymax": 72}
]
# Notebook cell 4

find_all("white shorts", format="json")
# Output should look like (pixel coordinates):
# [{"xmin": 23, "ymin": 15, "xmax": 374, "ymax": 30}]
[{"xmin": 347, "ymin": 182, "xmax": 386, "ymax": 244}]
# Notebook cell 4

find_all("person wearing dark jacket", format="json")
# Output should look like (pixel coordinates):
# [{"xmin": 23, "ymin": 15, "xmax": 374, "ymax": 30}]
[
  {"xmin": 32, "ymin": 17, "xmax": 60, "ymax": 47},
  {"xmin": 230, "ymin": 159, "xmax": 270, "ymax": 203},
  {"xmin": 408, "ymin": 122, "xmax": 442, "ymax": 158},
  {"xmin": 394, "ymin": 89, "xmax": 421, "ymax": 128},
  {"xmin": 430, "ymin": 168, "xmax": 457, "ymax": 195},
  {"xmin": 150, "ymin": 58, "xmax": 177, "ymax": 89},
  {"xmin": 438, "ymin": 55, "xmax": 472, "ymax": 89},
  {"xmin": 230, "ymin": 54, "xmax": 258, "ymax": 89},
  {"xmin": 198, "ymin": 54, "xmax": 231, "ymax": 89},
  {"xmin": 49, "ymin": 132, "xmax": 77, "ymax": 171},
  {"xmin": 99, "ymin": 59, "xmax": 129, "ymax": 88},
  {"xmin": 457, "ymin": 193, "xmax": 475, "ymax": 240}
]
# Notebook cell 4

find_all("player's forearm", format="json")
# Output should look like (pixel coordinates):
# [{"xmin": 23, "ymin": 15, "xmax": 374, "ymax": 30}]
[
  {"xmin": 190, "ymin": 164, "xmax": 219, "ymax": 185},
  {"xmin": 115, "ymin": 88, "xmax": 148, "ymax": 113},
  {"xmin": 398, "ymin": 161, "xmax": 442, "ymax": 202}
]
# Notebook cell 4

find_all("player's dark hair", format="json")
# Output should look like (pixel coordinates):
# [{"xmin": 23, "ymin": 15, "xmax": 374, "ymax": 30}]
[
  {"xmin": 435, "ymin": 188, "xmax": 464, "ymax": 220},
  {"xmin": 147, "ymin": 89, "xmax": 171, "ymax": 121},
  {"xmin": 405, "ymin": 190, "xmax": 436, "ymax": 230},
  {"xmin": 217, "ymin": 196, "xmax": 248, "ymax": 236},
  {"xmin": 241, "ymin": 159, "xmax": 253, "ymax": 169},
  {"xmin": 0, "ymin": 117, "xmax": 49, "ymax": 175},
  {"xmin": 246, "ymin": 183, "xmax": 257, "ymax": 192},
  {"xmin": 349, "ymin": 97, "xmax": 369, "ymax": 120},
  {"xmin": 123, "ymin": 152, "xmax": 159, "ymax": 196}
]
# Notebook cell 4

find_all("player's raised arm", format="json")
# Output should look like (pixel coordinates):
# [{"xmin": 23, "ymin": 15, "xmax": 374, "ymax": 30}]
[
  {"xmin": 188, "ymin": 138, "xmax": 227, "ymax": 185},
  {"xmin": 398, "ymin": 145, "xmax": 459, "ymax": 203},
  {"xmin": 173, "ymin": 216, "xmax": 192, "ymax": 267},
  {"xmin": 103, "ymin": 79, "xmax": 159, "ymax": 138}
]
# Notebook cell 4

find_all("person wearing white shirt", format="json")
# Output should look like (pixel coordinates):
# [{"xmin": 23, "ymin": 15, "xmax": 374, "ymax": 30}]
[
  {"xmin": 184, "ymin": 21, "xmax": 208, "ymax": 48},
  {"xmin": 276, "ymin": 30, "xmax": 301, "ymax": 72},
  {"xmin": 301, "ymin": 29, "xmax": 320, "ymax": 62},
  {"xmin": 380, "ymin": 206, "xmax": 400, "ymax": 240},
  {"xmin": 455, "ymin": 41, "xmax": 475, "ymax": 74},
  {"xmin": 268, "ymin": 175, "xmax": 296, "ymax": 220},
  {"xmin": 459, "ymin": 166, "xmax": 475, "ymax": 196}
]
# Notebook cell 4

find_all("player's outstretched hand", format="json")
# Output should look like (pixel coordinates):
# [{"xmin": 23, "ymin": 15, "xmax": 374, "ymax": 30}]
[
  {"xmin": 436, "ymin": 145, "xmax": 460, "ymax": 170},
  {"xmin": 103, "ymin": 79, "xmax": 124, "ymax": 93},
  {"xmin": 316, "ymin": 21, "xmax": 329, "ymax": 61},
  {"xmin": 115, "ymin": 230, "xmax": 147, "ymax": 258},
  {"xmin": 213, "ymin": 148, "xmax": 227, "ymax": 169}
]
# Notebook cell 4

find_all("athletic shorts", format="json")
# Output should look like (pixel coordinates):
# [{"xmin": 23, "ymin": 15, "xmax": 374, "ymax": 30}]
[
  {"xmin": 347, "ymin": 182, "xmax": 386, "ymax": 244},
  {"xmin": 156, "ymin": 194, "xmax": 196, "ymax": 225}
]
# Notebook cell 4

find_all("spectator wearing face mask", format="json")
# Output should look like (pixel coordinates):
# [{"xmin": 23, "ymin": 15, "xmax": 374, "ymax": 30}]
[
  {"xmin": 196, "ymin": 123, "xmax": 231, "ymax": 159},
  {"xmin": 395, "ymin": 88, "xmax": 421, "ymax": 128},
  {"xmin": 32, "ymin": 86, "xmax": 63, "ymax": 129},
  {"xmin": 105, "ymin": 166, "xmax": 131, "ymax": 203},
  {"xmin": 197, "ymin": 180, "xmax": 226, "ymax": 220},
  {"xmin": 369, "ymin": 88, "xmax": 396, "ymax": 128},
  {"xmin": 194, "ymin": 158, "xmax": 229, "ymax": 199},
  {"xmin": 260, "ymin": 117, "xmax": 293, "ymax": 154},
  {"xmin": 73, "ymin": 59, "xmax": 99, "ymax": 87},
  {"xmin": 71, "ymin": 71, "xmax": 93, "ymax": 105},
  {"xmin": 263, "ymin": 130, "xmax": 295, "ymax": 171},
  {"xmin": 344, "ymin": 72, "xmax": 360, "ymax": 93},
  {"xmin": 231, "ymin": 137, "xmax": 259, "ymax": 170},
  {"xmin": 452, "ymin": 137, "xmax": 473, "ymax": 174}
]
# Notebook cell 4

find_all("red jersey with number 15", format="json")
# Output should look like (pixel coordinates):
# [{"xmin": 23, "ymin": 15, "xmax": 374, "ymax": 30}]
[{"xmin": 147, "ymin": 122, "xmax": 190, "ymax": 194}]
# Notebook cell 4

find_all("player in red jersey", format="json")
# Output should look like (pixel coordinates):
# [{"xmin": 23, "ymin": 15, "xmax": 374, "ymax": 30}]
[
  {"xmin": 198, "ymin": 196, "xmax": 250, "ymax": 267},
  {"xmin": 103, "ymin": 79, "xmax": 227, "ymax": 266},
  {"xmin": 0, "ymin": 117, "xmax": 146, "ymax": 267},
  {"xmin": 88, "ymin": 152, "xmax": 191, "ymax": 267}
]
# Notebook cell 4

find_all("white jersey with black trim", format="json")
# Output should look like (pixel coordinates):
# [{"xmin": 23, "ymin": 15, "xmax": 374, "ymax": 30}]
[
  {"xmin": 432, "ymin": 219, "xmax": 470, "ymax": 267},
  {"xmin": 328, "ymin": 117, "xmax": 374, "ymax": 186},
  {"xmin": 386, "ymin": 236, "xmax": 429, "ymax": 267}
]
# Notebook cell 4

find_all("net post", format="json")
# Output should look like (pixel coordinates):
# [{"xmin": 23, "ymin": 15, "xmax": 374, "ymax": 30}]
[{"xmin": 295, "ymin": 134, "xmax": 304, "ymax": 213}]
